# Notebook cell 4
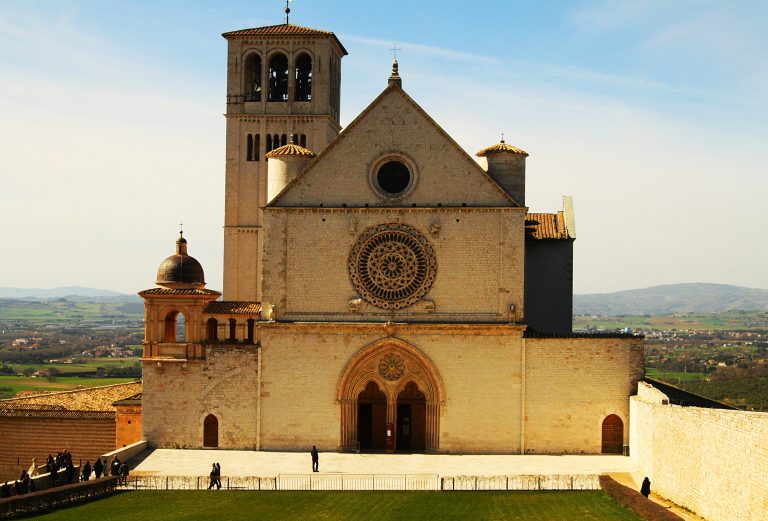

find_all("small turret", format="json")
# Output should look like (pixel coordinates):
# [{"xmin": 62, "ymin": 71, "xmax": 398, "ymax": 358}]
[
  {"xmin": 265, "ymin": 142, "xmax": 316, "ymax": 203},
  {"xmin": 476, "ymin": 138, "xmax": 529, "ymax": 206},
  {"xmin": 155, "ymin": 231, "xmax": 206, "ymax": 289}
]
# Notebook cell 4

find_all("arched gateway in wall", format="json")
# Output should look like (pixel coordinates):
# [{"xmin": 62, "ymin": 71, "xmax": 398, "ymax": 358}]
[{"xmin": 336, "ymin": 338, "xmax": 445, "ymax": 453}]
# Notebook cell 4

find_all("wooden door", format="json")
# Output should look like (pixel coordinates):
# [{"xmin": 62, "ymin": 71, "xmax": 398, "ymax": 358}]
[
  {"xmin": 203, "ymin": 414, "xmax": 218, "ymax": 448},
  {"xmin": 601, "ymin": 414, "xmax": 623, "ymax": 454}
]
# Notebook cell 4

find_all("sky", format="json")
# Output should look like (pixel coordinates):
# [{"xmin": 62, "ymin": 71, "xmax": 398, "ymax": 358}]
[{"xmin": 0, "ymin": 0, "xmax": 766, "ymax": 295}]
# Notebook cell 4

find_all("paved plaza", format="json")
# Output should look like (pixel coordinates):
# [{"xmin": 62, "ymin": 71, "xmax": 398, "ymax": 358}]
[{"xmin": 132, "ymin": 449, "xmax": 637, "ymax": 478}]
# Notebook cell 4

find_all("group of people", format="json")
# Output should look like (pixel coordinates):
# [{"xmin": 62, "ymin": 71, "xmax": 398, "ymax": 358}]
[
  {"xmin": 0, "ymin": 469, "xmax": 36, "ymax": 498},
  {"xmin": 208, "ymin": 463, "xmax": 222, "ymax": 489}
]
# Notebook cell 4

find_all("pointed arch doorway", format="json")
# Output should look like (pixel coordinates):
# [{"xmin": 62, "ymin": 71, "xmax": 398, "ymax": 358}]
[{"xmin": 337, "ymin": 339, "xmax": 444, "ymax": 453}]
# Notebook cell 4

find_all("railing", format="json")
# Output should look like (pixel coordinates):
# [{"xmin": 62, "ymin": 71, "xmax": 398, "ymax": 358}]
[
  {"xmin": 441, "ymin": 474, "xmax": 601, "ymax": 491},
  {"xmin": 128, "ymin": 474, "xmax": 439, "ymax": 491},
  {"xmin": 125, "ymin": 473, "xmax": 599, "ymax": 492},
  {"xmin": 0, "ymin": 476, "xmax": 120, "ymax": 519}
]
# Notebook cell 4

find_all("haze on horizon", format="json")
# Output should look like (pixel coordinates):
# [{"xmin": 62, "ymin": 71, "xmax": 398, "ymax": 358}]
[{"xmin": 1, "ymin": 0, "xmax": 766, "ymax": 295}]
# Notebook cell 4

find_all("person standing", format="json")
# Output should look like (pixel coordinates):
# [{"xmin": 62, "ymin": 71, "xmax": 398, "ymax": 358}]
[
  {"xmin": 640, "ymin": 477, "xmax": 651, "ymax": 498},
  {"xmin": 82, "ymin": 461, "xmax": 92, "ymax": 481},
  {"xmin": 311, "ymin": 446, "xmax": 319, "ymax": 473},
  {"xmin": 93, "ymin": 457, "xmax": 103, "ymax": 479}
]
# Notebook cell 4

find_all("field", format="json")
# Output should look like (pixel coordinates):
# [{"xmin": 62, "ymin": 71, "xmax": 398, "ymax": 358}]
[
  {"xmin": 29, "ymin": 490, "xmax": 643, "ymax": 521},
  {"xmin": 573, "ymin": 310, "xmax": 768, "ymax": 331},
  {"xmin": 0, "ymin": 375, "xmax": 137, "ymax": 399},
  {"xmin": 644, "ymin": 368, "xmax": 707, "ymax": 383},
  {"xmin": 0, "ymin": 299, "xmax": 143, "ymax": 325},
  {"xmin": 8, "ymin": 357, "xmax": 140, "ymax": 375}
]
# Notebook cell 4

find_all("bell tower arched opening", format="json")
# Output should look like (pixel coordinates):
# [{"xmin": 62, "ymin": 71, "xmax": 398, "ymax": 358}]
[
  {"xmin": 268, "ymin": 53, "xmax": 288, "ymax": 102},
  {"xmin": 294, "ymin": 53, "xmax": 312, "ymax": 101},
  {"xmin": 244, "ymin": 53, "xmax": 262, "ymax": 101},
  {"xmin": 337, "ymin": 338, "xmax": 444, "ymax": 453}
]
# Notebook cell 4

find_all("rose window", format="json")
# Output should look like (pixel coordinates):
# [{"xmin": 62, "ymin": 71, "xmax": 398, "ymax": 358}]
[
  {"xmin": 378, "ymin": 353, "xmax": 405, "ymax": 381},
  {"xmin": 349, "ymin": 223, "xmax": 436, "ymax": 309}
]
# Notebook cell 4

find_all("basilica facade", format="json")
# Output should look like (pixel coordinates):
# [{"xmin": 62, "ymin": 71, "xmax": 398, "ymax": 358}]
[{"xmin": 139, "ymin": 22, "xmax": 643, "ymax": 454}]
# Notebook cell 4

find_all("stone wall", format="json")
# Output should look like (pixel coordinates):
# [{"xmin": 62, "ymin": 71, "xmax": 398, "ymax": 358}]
[
  {"xmin": 631, "ymin": 382, "xmax": 768, "ymax": 521},
  {"xmin": 525, "ymin": 336, "xmax": 644, "ymax": 454},
  {"xmin": 115, "ymin": 404, "xmax": 142, "ymax": 448},
  {"xmin": 0, "ymin": 416, "xmax": 115, "ymax": 482},
  {"xmin": 141, "ymin": 344, "xmax": 259, "ymax": 449}
]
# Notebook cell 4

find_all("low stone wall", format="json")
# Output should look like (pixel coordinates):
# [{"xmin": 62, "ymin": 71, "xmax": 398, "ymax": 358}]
[{"xmin": 630, "ymin": 382, "xmax": 768, "ymax": 521}]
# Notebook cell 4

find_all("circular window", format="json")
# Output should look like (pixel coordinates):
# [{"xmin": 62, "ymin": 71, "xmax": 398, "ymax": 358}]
[
  {"xmin": 376, "ymin": 160, "xmax": 411, "ymax": 196},
  {"xmin": 349, "ymin": 223, "xmax": 437, "ymax": 309}
]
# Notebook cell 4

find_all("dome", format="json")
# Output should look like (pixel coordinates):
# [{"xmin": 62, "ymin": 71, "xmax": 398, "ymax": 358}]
[
  {"xmin": 155, "ymin": 233, "xmax": 206, "ymax": 288},
  {"xmin": 265, "ymin": 143, "xmax": 316, "ymax": 158},
  {"xmin": 475, "ymin": 139, "xmax": 528, "ymax": 158}
]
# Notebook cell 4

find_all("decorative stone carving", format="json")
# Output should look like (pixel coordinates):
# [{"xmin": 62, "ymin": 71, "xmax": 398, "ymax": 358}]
[
  {"xmin": 348, "ymin": 298, "xmax": 362, "ymax": 313},
  {"xmin": 429, "ymin": 222, "xmax": 441, "ymax": 237},
  {"xmin": 348, "ymin": 223, "xmax": 437, "ymax": 309},
  {"xmin": 378, "ymin": 353, "xmax": 405, "ymax": 381}
]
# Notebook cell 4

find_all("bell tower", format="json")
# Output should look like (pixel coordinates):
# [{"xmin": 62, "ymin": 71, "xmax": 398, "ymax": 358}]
[{"xmin": 221, "ymin": 23, "xmax": 347, "ymax": 300}]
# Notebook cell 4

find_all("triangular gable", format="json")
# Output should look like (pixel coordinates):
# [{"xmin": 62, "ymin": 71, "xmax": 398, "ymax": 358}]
[{"xmin": 269, "ymin": 83, "xmax": 521, "ymax": 208}]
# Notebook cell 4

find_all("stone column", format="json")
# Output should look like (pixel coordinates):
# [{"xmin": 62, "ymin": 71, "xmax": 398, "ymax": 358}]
[
  {"xmin": 386, "ymin": 398, "xmax": 396, "ymax": 453},
  {"xmin": 425, "ymin": 401, "xmax": 440, "ymax": 452},
  {"xmin": 340, "ymin": 399, "xmax": 356, "ymax": 450}
]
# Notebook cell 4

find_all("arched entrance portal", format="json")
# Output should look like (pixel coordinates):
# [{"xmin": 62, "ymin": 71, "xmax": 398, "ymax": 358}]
[
  {"xmin": 203, "ymin": 414, "xmax": 219, "ymax": 448},
  {"xmin": 397, "ymin": 382, "xmax": 426, "ymax": 452},
  {"xmin": 337, "ymin": 338, "xmax": 444, "ymax": 453},
  {"xmin": 358, "ymin": 382, "xmax": 386, "ymax": 450},
  {"xmin": 601, "ymin": 414, "xmax": 624, "ymax": 454}
]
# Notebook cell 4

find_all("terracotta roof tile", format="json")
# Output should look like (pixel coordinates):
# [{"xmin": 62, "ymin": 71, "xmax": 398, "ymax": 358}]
[
  {"xmin": 0, "ymin": 382, "xmax": 142, "ymax": 413},
  {"xmin": 204, "ymin": 301, "xmax": 262, "ymax": 315},
  {"xmin": 476, "ymin": 140, "xmax": 528, "ymax": 157},
  {"xmin": 222, "ymin": 24, "xmax": 348, "ymax": 55},
  {"xmin": 139, "ymin": 287, "xmax": 221, "ymax": 296},
  {"xmin": 526, "ymin": 212, "xmax": 572, "ymax": 240},
  {"xmin": 265, "ymin": 143, "xmax": 316, "ymax": 158},
  {"xmin": 0, "ymin": 409, "xmax": 115, "ymax": 420}
]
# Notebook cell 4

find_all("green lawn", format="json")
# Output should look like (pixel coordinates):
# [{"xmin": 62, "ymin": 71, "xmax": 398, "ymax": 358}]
[
  {"xmin": 645, "ymin": 368, "xmax": 707, "ymax": 383},
  {"xmin": 0, "ymin": 375, "xmax": 137, "ymax": 399},
  {"xmin": 28, "ymin": 490, "xmax": 642, "ymax": 521}
]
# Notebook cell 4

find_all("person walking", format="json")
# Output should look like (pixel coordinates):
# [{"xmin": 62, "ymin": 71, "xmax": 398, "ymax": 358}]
[
  {"xmin": 640, "ymin": 477, "xmax": 651, "ymax": 498},
  {"xmin": 311, "ymin": 446, "xmax": 319, "ymax": 472},
  {"xmin": 215, "ymin": 463, "xmax": 222, "ymax": 489},
  {"xmin": 208, "ymin": 463, "xmax": 217, "ymax": 489}
]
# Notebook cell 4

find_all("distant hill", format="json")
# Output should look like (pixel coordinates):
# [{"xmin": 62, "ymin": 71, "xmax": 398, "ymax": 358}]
[
  {"xmin": 0, "ymin": 286, "xmax": 130, "ymax": 299},
  {"xmin": 575, "ymin": 283, "xmax": 768, "ymax": 315}
]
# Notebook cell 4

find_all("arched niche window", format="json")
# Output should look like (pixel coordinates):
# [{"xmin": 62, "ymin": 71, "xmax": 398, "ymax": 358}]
[
  {"xmin": 244, "ymin": 53, "xmax": 262, "ymax": 102},
  {"xmin": 280, "ymin": 134, "xmax": 287, "ymax": 146},
  {"xmin": 227, "ymin": 318, "xmax": 237, "ymax": 342},
  {"xmin": 294, "ymin": 53, "xmax": 312, "ymax": 101},
  {"xmin": 206, "ymin": 318, "xmax": 218, "ymax": 341},
  {"xmin": 299, "ymin": 134, "xmax": 307, "ymax": 148},
  {"xmin": 164, "ymin": 311, "xmax": 186, "ymax": 343},
  {"xmin": 247, "ymin": 318, "xmax": 255, "ymax": 344},
  {"xmin": 268, "ymin": 53, "xmax": 288, "ymax": 102}
]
